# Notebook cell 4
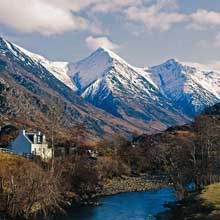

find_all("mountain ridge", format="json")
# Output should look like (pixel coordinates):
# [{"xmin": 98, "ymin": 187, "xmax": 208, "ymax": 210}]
[
  {"xmin": 1, "ymin": 36, "xmax": 220, "ymax": 136},
  {"xmin": 0, "ymin": 37, "xmax": 149, "ymax": 139},
  {"xmin": 148, "ymin": 59, "xmax": 220, "ymax": 117}
]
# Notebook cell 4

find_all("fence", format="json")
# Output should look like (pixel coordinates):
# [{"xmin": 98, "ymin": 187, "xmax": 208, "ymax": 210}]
[{"xmin": 0, "ymin": 148, "xmax": 14, "ymax": 154}]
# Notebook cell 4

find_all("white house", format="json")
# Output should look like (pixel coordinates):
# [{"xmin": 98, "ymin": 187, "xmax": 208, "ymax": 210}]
[{"xmin": 10, "ymin": 129, "xmax": 52, "ymax": 160}]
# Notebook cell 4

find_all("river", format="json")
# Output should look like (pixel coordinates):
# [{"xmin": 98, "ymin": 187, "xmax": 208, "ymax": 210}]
[{"xmin": 58, "ymin": 187, "xmax": 176, "ymax": 220}]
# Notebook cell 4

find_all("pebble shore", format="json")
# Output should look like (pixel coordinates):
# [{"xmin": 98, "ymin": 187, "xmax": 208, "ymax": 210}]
[{"xmin": 97, "ymin": 176, "xmax": 162, "ymax": 196}]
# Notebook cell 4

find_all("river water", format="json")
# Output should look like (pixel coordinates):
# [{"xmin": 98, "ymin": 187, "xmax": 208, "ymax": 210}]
[{"xmin": 59, "ymin": 187, "xmax": 176, "ymax": 220}]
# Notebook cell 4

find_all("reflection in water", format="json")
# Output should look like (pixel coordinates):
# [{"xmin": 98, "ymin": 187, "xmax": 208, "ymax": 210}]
[{"xmin": 56, "ymin": 187, "xmax": 176, "ymax": 220}]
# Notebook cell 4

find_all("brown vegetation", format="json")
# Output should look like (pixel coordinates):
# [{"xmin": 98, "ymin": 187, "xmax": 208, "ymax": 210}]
[
  {"xmin": 135, "ymin": 115, "xmax": 220, "ymax": 199},
  {"xmin": 1, "ymin": 99, "xmax": 220, "ymax": 220},
  {"xmin": 0, "ymin": 153, "xmax": 64, "ymax": 219}
]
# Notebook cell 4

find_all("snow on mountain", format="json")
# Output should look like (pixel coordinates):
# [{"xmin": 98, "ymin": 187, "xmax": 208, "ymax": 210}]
[
  {"xmin": 148, "ymin": 59, "xmax": 220, "ymax": 117},
  {"xmin": 182, "ymin": 61, "xmax": 220, "ymax": 72},
  {"xmin": 1, "ymin": 37, "xmax": 151, "ymax": 137},
  {"xmin": 2, "ymin": 35, "xmax": 220, "ymax": 131},
  {"xmin": 73, "ymin": 47, "xmax": 161, "ymax": 101},
  {"xmin": 69, "ymin": 47, "xmax": 157, "ymax": 91},
  {"xmin": 71, "ymin": 48, "xmax": 220, "ymax": 124},
  {"xmin": 68, "ymin": 48, "xmax": 113, "ymax": 89},
  {"xmin": 1, "ymin": 38, "xmax": 76, "ymax": 91},
  {"xmin": 69, "ymin": 48, "xmax": 188, "ymax": 131}
]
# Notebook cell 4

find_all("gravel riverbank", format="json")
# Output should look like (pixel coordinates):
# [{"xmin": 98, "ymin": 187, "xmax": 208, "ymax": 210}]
[
  {"xmin": 70, "ymin": 175, "xmax": 165, "ymax": 206},
  {"xmin": 97, "ymin": 176, "xmax": 163, "ymax": 196}
]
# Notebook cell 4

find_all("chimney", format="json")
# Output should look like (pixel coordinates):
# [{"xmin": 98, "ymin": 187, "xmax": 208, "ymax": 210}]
[
  {"xmin": 42, "ymin": 134, "xmax": 46, "ymax": 143},
  {"xmin": 19, "ymin": 129, "xmax": 25, "ymax": 135},
  {"xmin": 33, "ymin": 134, "xmax": 37, "ymax": 144}
]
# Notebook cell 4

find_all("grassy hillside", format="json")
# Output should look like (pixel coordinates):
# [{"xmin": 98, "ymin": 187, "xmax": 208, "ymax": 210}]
[
  {"xmin": 156, "ymin": 183, "xmax": 220, "ymax": 220},
  {"xmin": 0, "ymin": 152, "xmax": 36, "ymax": 168},
  {"xmin": 198, "ymin": 184, "xmax": 220, "ymax": 219}
]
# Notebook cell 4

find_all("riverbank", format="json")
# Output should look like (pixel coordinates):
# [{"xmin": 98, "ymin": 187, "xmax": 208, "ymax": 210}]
[
  {"xmin": 97, "ymin": 175, "xmax": 163, "ymax": 196},
  {"xmin": 74, "ymin": 175, "xmax": 164, "ymax": 205},
  {"xmin": 156, "ymin": 183, "xmax": 220, "ymax": 220}
]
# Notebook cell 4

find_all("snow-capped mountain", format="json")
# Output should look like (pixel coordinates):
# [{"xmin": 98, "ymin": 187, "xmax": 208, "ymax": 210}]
[
  {"xmin": 148, "ymin": 59, "xmax": 220, "ymax": 117},
  {"xmin": 0, "ymin": 37, "xmax": 147, "ymax": 137},
  {"xmin": 68, "ymin": 48, "xmax": 220, "ymax": 122},
  {"xmin": 0, "ymin": 38, "xmax": 76, "ymax": 91},
  {"xmin": 2, "ymin": 36, "xmax": 220, "ymax": 134},
  {"xmin": 68, "ymin": 48, "xmax": 187, "ymax": 131},
  {"xmin": 69, "ymin": 47, "xmax": 157, "ymax": 90}
]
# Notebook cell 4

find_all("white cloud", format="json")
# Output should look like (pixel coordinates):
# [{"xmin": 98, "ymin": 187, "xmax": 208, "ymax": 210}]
[
  {"xmin": 85, "ymin": 36, "xmax": 120, "ymax": 51},
  {"xmin": 49, "ymin": 0, "xmax": 149, "ymax": 13},
  {"xmin": 188, "ymin": 9, "xmax": 220, "ymax": 30},
  {"xmin": 1, "ymin": 0, "xmax": 220, "ymax": 37},
  {"xmin": 91, "ymin": 0, "xmax": 147, "ymax": 13},
  {"xmin": 0, "ymin": 0, "xmax": 102, "ymax": 36},
  {"xmin": 0, "ymin": 0, "xmax": 187, "ymax": 36},
  {"xmin": 214, "ymin": 33, "xmax": 220, "ymax": 48},
  {"xmin": 47, "ymin": 0, "xmax": 94, "ymax": 12},
  {"xmin": 125, "ymin": 0, "xmax": 187, "ymax": 32}
]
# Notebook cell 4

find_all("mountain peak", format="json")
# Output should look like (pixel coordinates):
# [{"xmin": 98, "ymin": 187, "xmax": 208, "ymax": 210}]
[
  {"xmin": 162, "ymin": 58, "xmax": 182, "ymax": 67},
  {"xmin": 150, "ymin": 59, "xmax": 183, "ymax": 71},
  {"xmin": 93, "ymin": 47, "xmax": 117, "ymax": 55},
  {"xmin": 165, "ymin": 58, "xmax": 179, "ymax": 64},
  {"xmin": 161, "ymin": 59, "xmax": 219, "ymax": 73},
  {"xmin": 90, "ymin": 47, "xmax": 129, "ymax": 66},
  {"xmin": 94, "ymin": 47, "xmax": 111, "ymax": 53}
]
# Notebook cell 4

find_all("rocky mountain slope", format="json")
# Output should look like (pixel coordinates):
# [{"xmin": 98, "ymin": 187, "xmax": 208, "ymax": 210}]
[
  {"xmin": 1, "ymin": 36, "xmax": 220, "ymax": 136},
  {"xmin": 148, "ymin": 59, "xmax": 220, "ymax": 117},
  {"xmin": 69, "ymin": 48, "xmax": 187, "ymax": 131},
  {"xmin": 0, "ymin": 37, "xmax": 146, "ymax": 140},
  {"xmin": 66, "ymin": 48, "xmax": 220, "ymax": 122}
]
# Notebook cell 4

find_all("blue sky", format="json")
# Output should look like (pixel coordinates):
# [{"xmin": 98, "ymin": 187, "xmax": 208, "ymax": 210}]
[{"xmin": 0, "ymin": 0, "xmax": 220, "ymax": 68}]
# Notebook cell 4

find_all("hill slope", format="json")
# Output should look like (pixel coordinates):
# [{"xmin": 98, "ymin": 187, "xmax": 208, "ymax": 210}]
[
  {"xmin": 2, "ymin": 37, "xmax": 220, "ymax": 136},
  {"xmin": 0, "ymin": 37, "xmax": 146, "ymax": 139}
]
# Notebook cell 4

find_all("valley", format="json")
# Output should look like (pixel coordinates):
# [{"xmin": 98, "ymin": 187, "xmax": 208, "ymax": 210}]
[{"xmin": 1, "ymin": 36, "xmax": 220, "ymax": 220}]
